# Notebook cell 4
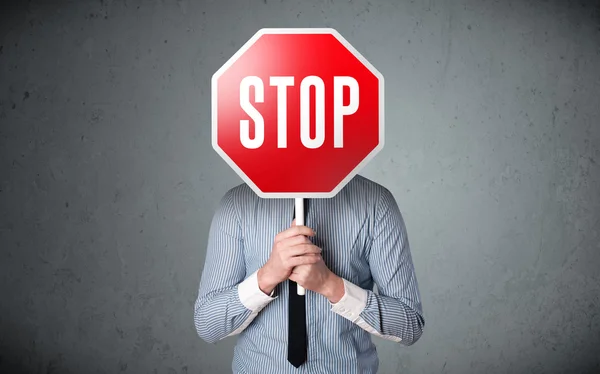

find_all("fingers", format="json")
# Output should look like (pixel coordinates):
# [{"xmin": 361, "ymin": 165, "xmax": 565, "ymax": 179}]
[
  {"xmin": 287, "ymin": 244, "xmax": 321, "ymax": 257},
  {"xmin": 286, "ymin": 253, "xmax": 321, "ymax": 268},
  {"xmin": 278, "ymin": 234, "xmax": 312, "ymax": 248},
  {"xmin": 289, "ymin": 271, "xmax": 304, "ymax": 284},
  {"xmin": 274, "ymin": 225, "xmax": 315, "ymax": 242}
]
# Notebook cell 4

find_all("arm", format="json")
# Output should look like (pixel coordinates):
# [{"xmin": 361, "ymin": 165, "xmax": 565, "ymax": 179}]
[
  {"xmin": 194, "ymin": 189, "xmax": 276, "ymax": 344},
  {"xmin": 329, "ymin": 188, "xmax": 425, "ymax": 345}
]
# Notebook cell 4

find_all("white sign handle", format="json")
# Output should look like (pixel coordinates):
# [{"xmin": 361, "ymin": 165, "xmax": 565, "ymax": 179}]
[{"xmin": 294, "ymin": 197, "xmax": 306, "ymax": 296}]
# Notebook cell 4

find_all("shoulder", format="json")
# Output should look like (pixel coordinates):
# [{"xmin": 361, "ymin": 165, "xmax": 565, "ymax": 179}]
[
  {"xmin": 344, "ymin": 174, "xmax": 395, "ymax": 205},
  {"xmin": 222, "ymin": 182, "xmax": 256, "ymax": 201},
  {"xmin": 332, "ymin": 175, "xmax": 400, "ymax": 226},
  {"xmin": 215, "ymin": 183, "xmax": 258, "ymax": 219},
  {"xmin": 220, "ymin": 182, "xmax": 259, "ymax": 207},
  {"xmin": 212, "ymin": 183, "xmax": 261, "ymax": 230}
]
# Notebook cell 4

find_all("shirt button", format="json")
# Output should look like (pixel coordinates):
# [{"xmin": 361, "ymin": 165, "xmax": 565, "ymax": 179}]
[
  {"xmin": 347, "ymin": 312, "xmax": 354, "ymax": 318},
  {"xmin": 339, "ymin": 308, "xmax": 345, "ymax": 313}
]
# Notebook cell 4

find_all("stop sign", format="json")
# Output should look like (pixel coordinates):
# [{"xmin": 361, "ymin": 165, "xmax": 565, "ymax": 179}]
[{"xmin": 212, "ymin": 28, "xmax": 384, "ymax": 198}]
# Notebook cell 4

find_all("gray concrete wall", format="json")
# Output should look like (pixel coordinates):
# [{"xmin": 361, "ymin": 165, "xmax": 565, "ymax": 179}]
[{"xmin": 1, "ymin": 0, "xmax": 599, "ymax": 373}]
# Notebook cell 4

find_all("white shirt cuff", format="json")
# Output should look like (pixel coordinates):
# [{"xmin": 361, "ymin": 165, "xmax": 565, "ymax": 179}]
[
  {"xmin": 237, "ymin": 270, "xmax": 277, "ymax": 312},
  {"xmin": 330, "ymin": 278, "xmax": 368, "ymax": 322}
]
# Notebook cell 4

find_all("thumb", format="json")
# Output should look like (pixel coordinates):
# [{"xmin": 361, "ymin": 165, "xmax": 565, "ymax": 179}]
[{"xmin": 291, "ymin": 218, "xmax": 296, "ymax": 227}]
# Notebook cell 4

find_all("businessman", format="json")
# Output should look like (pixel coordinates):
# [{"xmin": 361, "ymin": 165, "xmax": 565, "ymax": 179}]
[{"xmin": 194, "ymin": 175, "xmax": 425, "ymax": 373}]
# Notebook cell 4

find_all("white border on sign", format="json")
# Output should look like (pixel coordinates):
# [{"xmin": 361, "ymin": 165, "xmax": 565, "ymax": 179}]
[{"xmin": 212, "ymin": 28, "xmax": 385, "ymax": 199}]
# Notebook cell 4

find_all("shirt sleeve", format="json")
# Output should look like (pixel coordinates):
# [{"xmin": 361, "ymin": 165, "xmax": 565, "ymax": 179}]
[
  {"xmin": 330, "ymin": 188, "xmax": 425, "ymax": 345},
  {"xmin": 193, "ymin": 189, "xmax": 276, "ymax": 344}
]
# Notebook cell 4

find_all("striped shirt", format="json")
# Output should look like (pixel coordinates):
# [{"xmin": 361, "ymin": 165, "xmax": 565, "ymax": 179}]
[{"xmin": 194, "ymin": 175, "xmax": 425, "ymax": 373}]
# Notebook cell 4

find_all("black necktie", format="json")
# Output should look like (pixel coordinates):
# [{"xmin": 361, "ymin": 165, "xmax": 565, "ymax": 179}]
[{"xmin": 288, "ymin": 202, "xmax": 307, "ymax": 368}]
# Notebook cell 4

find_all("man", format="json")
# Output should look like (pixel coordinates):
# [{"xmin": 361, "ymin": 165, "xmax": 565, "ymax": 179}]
[{"xmin": 194, "ymin": 175, "xmax": 425, "ymax": 373}]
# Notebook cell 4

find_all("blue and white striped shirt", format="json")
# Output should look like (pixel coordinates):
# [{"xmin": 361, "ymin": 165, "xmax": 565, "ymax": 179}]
[{"xmin": 194, "ymin": 175, "xmax": 425, "ymax": 373}]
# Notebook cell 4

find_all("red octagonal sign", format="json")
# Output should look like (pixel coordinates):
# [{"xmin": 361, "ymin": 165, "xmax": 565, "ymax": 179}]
[{"xmin": 212, "ymin": 28, "xmax": 384, "ymax": 198}]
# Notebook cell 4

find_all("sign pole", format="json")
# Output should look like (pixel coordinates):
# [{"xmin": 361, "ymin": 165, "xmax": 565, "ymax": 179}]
[{"xmin": 294, "ymin": 197, "xmax": 306, "ymax": 296}]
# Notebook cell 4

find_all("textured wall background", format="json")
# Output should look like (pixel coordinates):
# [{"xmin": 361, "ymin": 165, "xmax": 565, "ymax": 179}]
[{"xmin": 1, "ymin": 0, "xmax": 599, "ymax": 373}]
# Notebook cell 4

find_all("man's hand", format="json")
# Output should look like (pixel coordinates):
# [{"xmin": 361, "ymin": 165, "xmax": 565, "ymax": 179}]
[
  {"xmin": 282, "ymin": 220, "xmax": 345, "ymax": 303},
  {"xmin": 289, "ymin": 257, "xmax": 345, "ymax": 303},
  {"xmin": 257, "ymin": 221, "xmax": 322, "ymax": 295}
]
